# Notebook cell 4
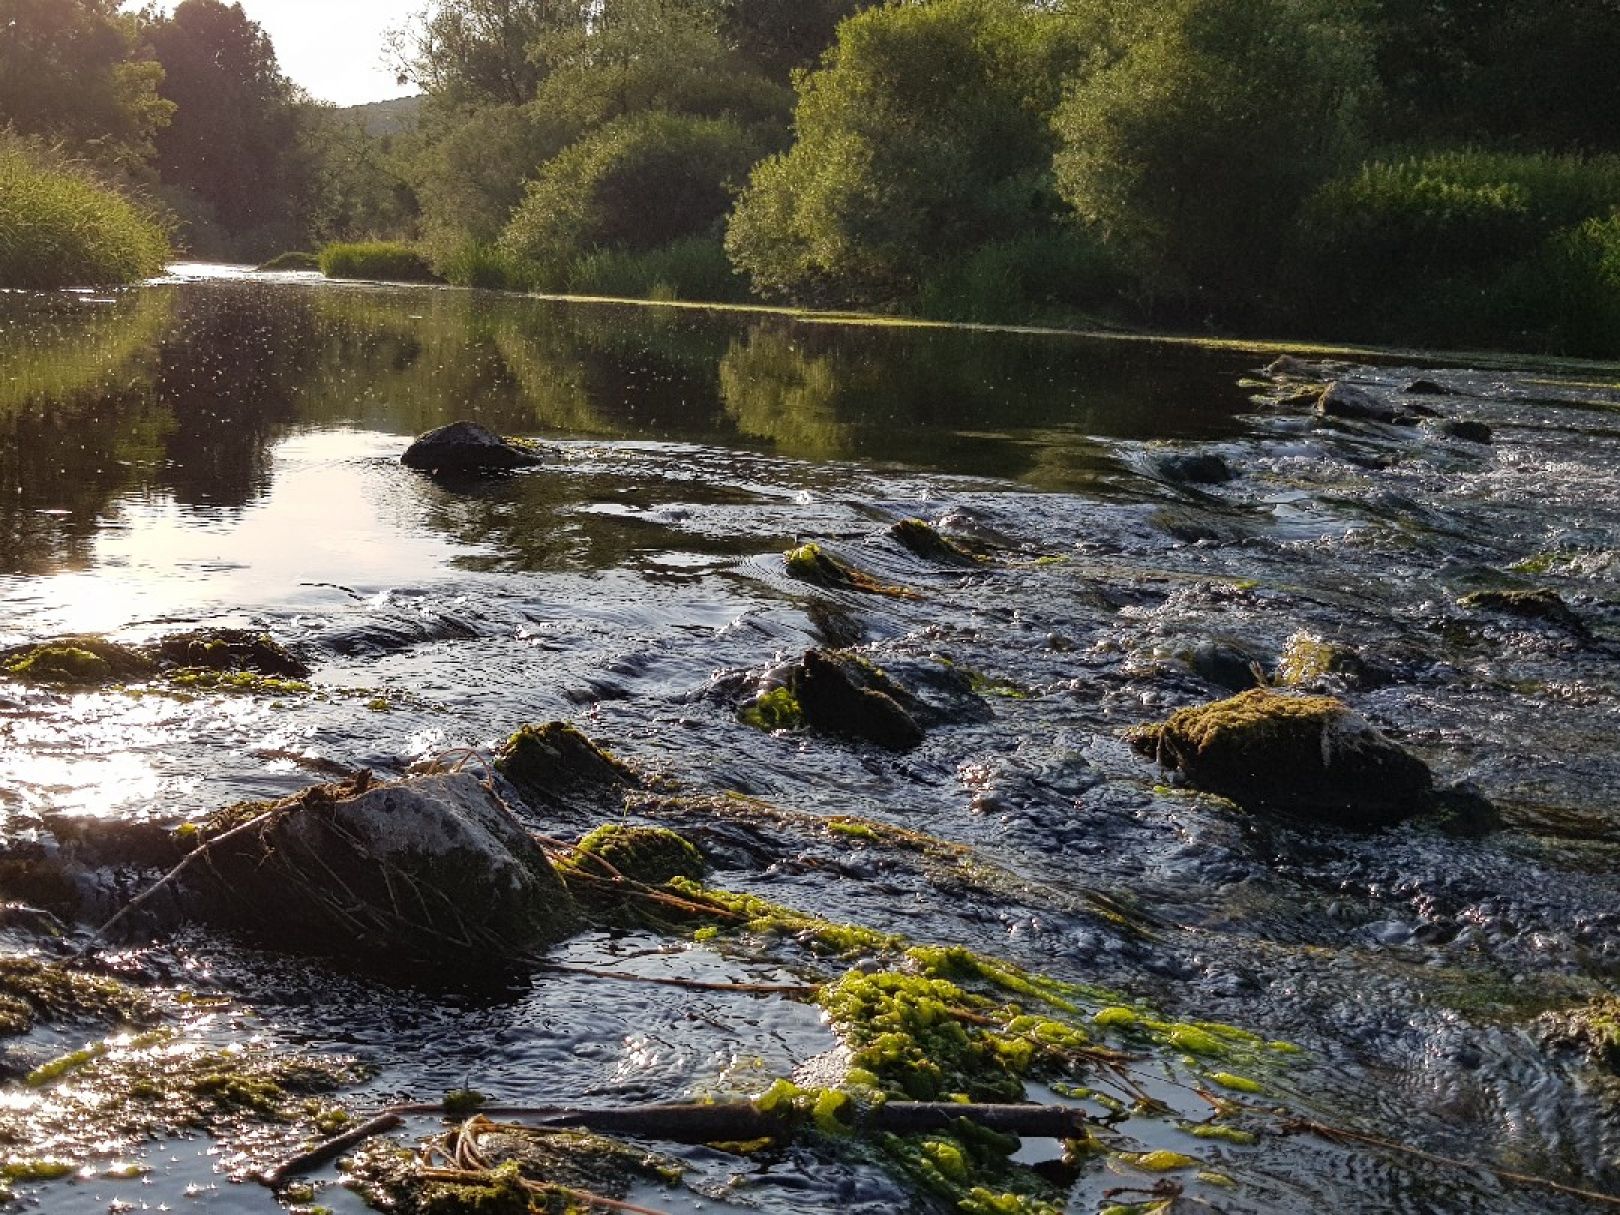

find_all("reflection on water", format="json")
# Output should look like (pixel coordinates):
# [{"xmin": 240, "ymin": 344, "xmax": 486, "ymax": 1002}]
[{"xmin": 0, "ymin": 280, "xmax": 1249, "ymax": 588}]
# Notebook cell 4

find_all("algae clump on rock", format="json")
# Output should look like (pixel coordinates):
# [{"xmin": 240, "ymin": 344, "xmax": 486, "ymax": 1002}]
[{"xmin": 1133, "ymin": 688, "xmax": 1435, "ymax": 827}]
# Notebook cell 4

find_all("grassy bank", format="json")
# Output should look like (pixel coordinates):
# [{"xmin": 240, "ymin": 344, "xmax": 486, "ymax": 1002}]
[
  {"xmin": 0, "ymin": 135, "xmax": 170, "ymax": 290},
  {"xmin": 319, "ymin": 242, "xmax": 438, "ymax": 282}
]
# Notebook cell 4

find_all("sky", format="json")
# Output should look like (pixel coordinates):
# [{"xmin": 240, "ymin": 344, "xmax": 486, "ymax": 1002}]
[{"xmin": 133, "ymin": 1, "xmax": 419, "ymax": 107}]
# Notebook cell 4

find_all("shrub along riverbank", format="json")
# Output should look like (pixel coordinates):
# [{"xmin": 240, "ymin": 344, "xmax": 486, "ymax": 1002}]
[{"xmin": 0, "ymin": 134, "xmax": 169, "ymax": 290}]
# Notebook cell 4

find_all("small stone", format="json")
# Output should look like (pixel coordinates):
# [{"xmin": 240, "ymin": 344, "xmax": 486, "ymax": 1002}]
[
  {"xmin": 1152, "ymin": 452, "xmax": 1234, "ymax": 485},
  {"xmin": 401, "ymin": 421, "xmax": 545, "ymax": 474},
  {"xmin": 1435, "ymin": 418, "xmax": 1493, "ymax": 445}
]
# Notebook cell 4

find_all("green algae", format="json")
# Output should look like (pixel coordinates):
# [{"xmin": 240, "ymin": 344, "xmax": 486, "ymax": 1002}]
[
  {"xmin": 738, "ymin": 685, "xmax": 806, "ymax": 732},
  {"xmin": 889, "ymin": 518, "xmax": 980, "ymax": 566},
  {"xmin": 0, "ymin": 957, "xmax": 156, "ymax": 1036},
  {"xmin": 784, "ymin": 543, "xmax": 917, "ymax": 599},
  {"xmin": 495, "ymin": 721, "xmax": 637, "ymax": 806},
  {"xmin": 560, "ymin": 824, "xmax": 707, "ymax": 888},
  {"xmin": 1538, "ymin": 995, "xmax": 1620, "ymax": 1074},
  {"xmin": 167, "ymin": 669, "xmax": 312, "ymax": 695}
]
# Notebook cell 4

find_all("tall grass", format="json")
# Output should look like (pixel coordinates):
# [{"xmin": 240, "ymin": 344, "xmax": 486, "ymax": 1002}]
[
  {"xmin": 0, "ymin": 133, "xmax": 170, "ymax": 290},
  {"xmin": 318, "ymin": 242, "xmax": 439, "ymax": 282},
  {"xmin": 567, "ymin": 237, "xmax": 746, "ymax": 302},
  {"xmin": 1294, "ymin": 150, "xmax": 1620, "ymax": 355}
]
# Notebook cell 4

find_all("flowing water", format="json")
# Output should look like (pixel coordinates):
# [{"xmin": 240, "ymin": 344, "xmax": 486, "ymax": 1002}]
[{"xmin": 1, "ymin": 265, "xmax": 1617, "ymax": 1212}]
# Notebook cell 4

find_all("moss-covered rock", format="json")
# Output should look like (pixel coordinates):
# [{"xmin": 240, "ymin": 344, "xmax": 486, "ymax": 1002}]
[
  {"xmin": 1538, "ymin": 996, "xmax": 1620, "ymax": 1075},
  {"xmin": 1134, "ymin": 689, "xmax": 1435, "ymax": 828},
  {"xmin": 152, "ymin": 628, "xmax": 308, "ymax": 678},
  {"xmin": 1274, "ymin": 631, "xmax": 1389, "ymax": 690},
  {"xmin": 177, "ymin": 772, "xmax": 579, "ymax": 966},
  {"xmin": 495, "ymin": 722, "xmax": 638, "ymax": 812},
  {"xmin": 1, "ymin": 637, "xmax": 155, "ymax": 685},
  {"xmin": 785, "ymin": 542, "xmax": 916, "ymax": 598},
  {"xmin": 791, "ymin": 649, "xmax": 925, "ymax": 751},
  {"xmin": 1459, "ymin": 587, "xmax": 1586, "ymax": 634},
  {"xmin": 888, "ymin": 518, "xmax": 980, "ymax": 566},
  {"xmin": 560, "ymin": 824, "xmax": 707, "ymax": 892}
]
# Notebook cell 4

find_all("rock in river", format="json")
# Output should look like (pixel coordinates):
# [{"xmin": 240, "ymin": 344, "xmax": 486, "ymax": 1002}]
[
  {"xmin": 1132, "ymin": 688, "xmax": 1436, "ymax": 828},
  {"xmin": 401, "ymin": 421, "xmax": 545, "ymax": 474},
  {"xmin": 177, "ymin": 772, "xmax": 578, "ymax": 965}
]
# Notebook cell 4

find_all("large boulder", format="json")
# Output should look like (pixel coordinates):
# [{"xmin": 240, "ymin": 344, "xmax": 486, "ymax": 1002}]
[
  {"xmin": 1133, "ymin": 689, "xmax": 1435, "ymax": 828},
  {"xmin": 178, "ymin": 772, "xmax": 578, "ymax": 964},
  {"xmin": 401, "ymin": 421, "xmax": 545, "ymax": 474}
]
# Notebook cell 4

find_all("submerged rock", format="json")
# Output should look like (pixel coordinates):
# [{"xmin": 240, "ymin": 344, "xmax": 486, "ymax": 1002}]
[
  {"xmin": 1152, "ymin": 452, "xmax": 1234, "ymax": 485},
  {"xmin": 1459, "ymin": 587, "xmax": 1586, "ymax": 635},
  {"xmin": 784, "ymin": 542, "xmax": 916, "ymax": 598},
  {"xmin": 401, "ymin": 420, "xmax": 545, "ymax": 474},
  {"xmin": 887, "ymin": 517, "xmax": 979, "ymax": 565},
  {"xmin": 177, "ymin": 772, "xmax": 578, "ymax": 964},
  {"xmin": 1404, "ymin": 379, "xmax": 1458, "ymax": 396},
  {"xmin": 1184, "ymin": 640, "xmax": 1267, "ymax": 692},
  {"xmin": 1434, "ymin": 418, "xmax": 1493, "ymax": 445},
  {"xmin": 1133, "ymin": 689, "xmax": 1436, "ymax": 828}
]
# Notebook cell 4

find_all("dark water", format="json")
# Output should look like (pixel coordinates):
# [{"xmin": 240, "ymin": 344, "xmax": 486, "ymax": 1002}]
[{"xmin": 2, "ymin": 266, "xmax": 1619, "ymax": 1213}]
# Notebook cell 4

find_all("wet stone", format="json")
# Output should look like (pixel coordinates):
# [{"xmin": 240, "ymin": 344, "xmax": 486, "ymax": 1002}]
[
  {"xmin": 1135, "ymin": 688, "xmax": 1437, "ymax": 829},
  {"xmin": 792, "ymin": 649, "xmax": 926, "ymax": 752},
  {"xmin": 1184, "ymin": 640, "xmax": 1268, "ymax": 692},
  {"xmin": 1434, "ymin": 418, "xmax": 1494, "ymax": 445},
  {"xmin": 152, "ymin": 628, "xmax": 308, "ymax": 678},
  {"xmin": 1315, "ymin": 381, "xmax": 1406, "ymax": 425},
  {"xmin": 401, "ymin": 420, "xmax": 546, "ymax": 474},
  {"xmin": 1404, "ymin": 379, "xmax": 1458, "ymax": 396},
  {"xmin": 495, "ymin": 721, "xmax": 638, "ymax": 815},
  {"xmin": 1152, "ymin": 452, "xmax": 1234, "ymax": 485},
  {"xmin": 176, "ymin": 772, "xmax": 579, "ymax": 965},
  {"xmin": 1459, "ymin": 587, "xmax": 1586, "ymax": 635}
]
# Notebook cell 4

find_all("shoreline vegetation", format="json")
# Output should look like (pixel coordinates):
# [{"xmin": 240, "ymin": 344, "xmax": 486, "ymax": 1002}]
[
  {"xmin": 0, "ymin": 134, "xmax": 170, "ymax": 290},
  {"xmin": 5, "ymin": 1, "xmax": 1620, "ymax": 358}
]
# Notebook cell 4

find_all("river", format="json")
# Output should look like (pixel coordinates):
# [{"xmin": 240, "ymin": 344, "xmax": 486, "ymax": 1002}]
[{"xmin": 0, "ymin": 264, "xmax": 1616, "ymax": 1213}]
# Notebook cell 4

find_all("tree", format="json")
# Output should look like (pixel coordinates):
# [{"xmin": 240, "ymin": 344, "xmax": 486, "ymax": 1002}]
[
  {"xmin": 145, "ymin": 0, "xmax": 309, "ymax": 250},
  {"xmin": 500, "ymin": 110, "xmax": 767, "ymax": 282},
  {"xmin": 721, "ymin": 0, "xmax": 881, "ymax": 79},
  {"xmin": 1052, "ymin": 0, "xmax": 1375, "ymax": 318},
  {"xmin": 391, "ymin": 0, "xmax": 586, "ymax": 106},
  {"xmin": 725, "ymin": 0, "xmax": 1098, "ymax": 305},
  {"xmin": 0, "ymin": 0, "xmax": 173, "ymax": 171}
]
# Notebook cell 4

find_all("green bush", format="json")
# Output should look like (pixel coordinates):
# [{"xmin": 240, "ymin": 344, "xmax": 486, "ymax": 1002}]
[
  {"xmin": 318, "ymin": 241, "xmax": 439, "ymax": 282},
  {"xmin": 568, "ymin": 237, "xmax": 746, "ymax": 302},
  {"xmin": 913, "ymin": 227, "xmax": 1125, "ymax": 324},
  {"xmin": 1054, "ymin": 0, "xmax": 1374, "ymax": 319},
  {"xmin": 0, "ymin": 134, "xmax": 170, "ymax": 289},
  {"xmin": 726, "ymin": 0, "xmax": 1098, "ymax": 306},
  {"xmin": 500, "ymin": 111, "xmax": 767, "ymax": 287},
  {"xmin": 1292, "ymin": 151, "xmax": 1620, "ymax": 353}
]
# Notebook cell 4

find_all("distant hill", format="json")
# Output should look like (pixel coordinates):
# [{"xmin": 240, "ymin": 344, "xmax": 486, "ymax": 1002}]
[{"xmin": 339, "ymin": 95, "xmax": 423, "ymax": 138}]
